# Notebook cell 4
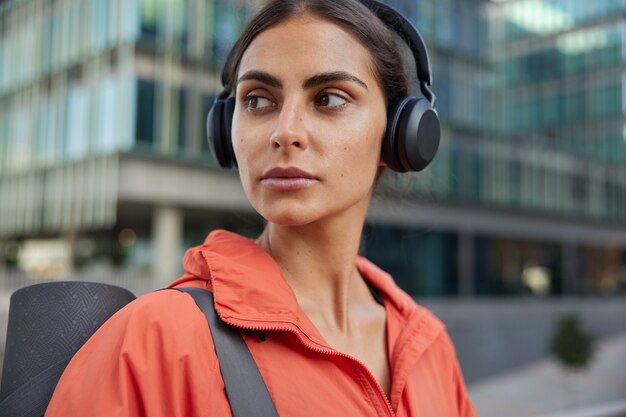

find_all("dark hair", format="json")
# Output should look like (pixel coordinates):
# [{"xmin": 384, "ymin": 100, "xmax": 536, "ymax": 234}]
[{"xmin": 223, "ymin": 0, "xmax": 409, "ymax": 107}]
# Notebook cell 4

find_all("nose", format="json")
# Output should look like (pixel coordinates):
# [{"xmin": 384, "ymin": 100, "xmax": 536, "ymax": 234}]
[{"xmin": 270, "ymin": 101, "xmax": 308, "ymax": 151}]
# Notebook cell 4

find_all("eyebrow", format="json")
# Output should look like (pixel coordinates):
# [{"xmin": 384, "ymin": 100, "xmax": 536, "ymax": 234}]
[
  {"xmin": 237, "ymin": 70, "xmax": 282, "ymax": 88},
  {"xmin": 303, "ymin": 71, "xmax": 368, "ymax": 90},
  {"xmin": 236, "ymin": 70, "xmax": 368, "ymax": 91}
]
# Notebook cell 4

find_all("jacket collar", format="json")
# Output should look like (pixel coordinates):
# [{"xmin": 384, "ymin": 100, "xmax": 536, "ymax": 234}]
[{"xmin": 173, "ymin": 229, "xmax": 440, "ymax": 344}]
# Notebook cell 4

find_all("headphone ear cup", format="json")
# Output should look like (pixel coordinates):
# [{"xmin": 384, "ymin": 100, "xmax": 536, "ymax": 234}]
[
  {"xmin": 382, "ymin": 97, "xmax": 413, "ymax": 172},
  {"xmin": 384, "ymin": 96, "xmax": 440, "ymax": 172},
  {"xmin": 206, "ymin": 97, "xmax": 237, "ymax": 168},
  {"xmin": 222, "ymin": 97, "xmax": 236, "ymax": 167}
]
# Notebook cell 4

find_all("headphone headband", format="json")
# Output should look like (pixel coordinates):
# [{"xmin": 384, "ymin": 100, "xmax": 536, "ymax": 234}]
[
  {"xmin": 358, "ymin": 2, "xmax": 431, "ymax": 85},
  {"xmin": 359, "ymin": 0, "xmax": 436, "ymax": 105}
]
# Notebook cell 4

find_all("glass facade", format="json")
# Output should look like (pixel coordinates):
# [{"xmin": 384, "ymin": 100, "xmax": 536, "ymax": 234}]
[
  {"xmin": 487, "ymin": 0, "xmax": 626, "ymax": 222},
  {"xmin": 0, "ymin": 0, "xmax": 260, "ymax": 237},
  {"xmin": 132, "ymin": 0, "xmax": 260, "ymax": 159},
  {"xmin": 475, "ymin": 236, "xmax": 563, "ymax": 296},
  {"xmin": 0, "ymin": 0, "xmax": 136, "ymax": 235},
  {"xmin": 368, "ymin": 0, "xmax": 626, "ymax": 226},
  {"xmin": 363, "ymin": 225, "xmax": 459, "ymax": 296},
  {"xmin": 361, "ymin": 0, "xmax": 625, "ymax": 297},
  {"xmin": 0, "ymin": 0, "xmax": 262, "ymax": 176}
]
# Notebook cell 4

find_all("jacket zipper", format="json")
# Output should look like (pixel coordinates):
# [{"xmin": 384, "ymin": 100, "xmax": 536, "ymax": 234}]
[{"xmin": 223, "ymin": 316, "xmax": 396, "ymax": 417}]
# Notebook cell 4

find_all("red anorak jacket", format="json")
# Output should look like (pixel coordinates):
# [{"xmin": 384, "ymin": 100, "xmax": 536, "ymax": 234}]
[{"xmin": 46, "ymin": 230, "xmax": 477, "ymax": 417}]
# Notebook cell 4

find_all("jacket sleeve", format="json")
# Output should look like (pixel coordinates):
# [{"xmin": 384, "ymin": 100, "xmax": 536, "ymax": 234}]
[
  {"xmin": 44, "ymin": 290, "xmax": 232, "ymax": 417},
  {"xmin": 443, "ymin": 332, "xmax": 478, "ymax": 417},
  {"xmin": 453, "ymin": 357, "xmax": 477, "ymax": 417}
]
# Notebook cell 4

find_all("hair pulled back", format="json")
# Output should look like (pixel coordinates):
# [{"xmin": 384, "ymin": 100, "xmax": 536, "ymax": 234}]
[{"xmin": 222, "ymin": 0, "xmax": 410, "ymax": 107}]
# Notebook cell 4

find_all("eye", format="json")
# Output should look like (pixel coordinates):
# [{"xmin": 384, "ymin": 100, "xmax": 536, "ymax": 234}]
[
  {"xmin": 245, "ymin": 95, "xmax": 274, "ymax": 112},
  {"xmin": 315, "ymin": 93, "xmax": 348, "ymax": 109}
]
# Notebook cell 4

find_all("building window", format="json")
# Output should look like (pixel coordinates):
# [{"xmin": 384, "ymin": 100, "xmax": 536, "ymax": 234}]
[
  {"xmin": 362, "ymin": 225, "xmax": 459, "ymax": 296},
  {"xmin": 475, "ymin": 236, "xmax": 562, "ymax": 296},
  {"xmin": 571, "ymin": 174, "xmax": 589, "ymax": 206},
  {"xmin": 140, "ymin": 0, "xmax": 158, "ymax": 41},
  {"xmin": 580, "ymin": 246, "xmax": 626, "ymax": 295},
  {"xmin": 135, "ymin": 79, "xmax": 155, "ymax": 148},
  {"xmin": 177, "ymin": 88, "xmax": 187, "ymax": 154}
]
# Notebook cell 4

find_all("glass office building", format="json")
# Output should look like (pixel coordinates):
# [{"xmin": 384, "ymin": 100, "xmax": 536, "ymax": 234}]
[
  {"xmin": 480, "ymin": 0, "xmax": 626, "ymax": 296},
  {"xmin": 371, "ymin": 0, "xmax": 626, "ymax": 297},
  {"xmin": 1, "ymin": 0, "xmax": 625, "ymax": 298},
  {"xmin": 0, "ymin": 0, "xmax": 264, "ymax": 288}
]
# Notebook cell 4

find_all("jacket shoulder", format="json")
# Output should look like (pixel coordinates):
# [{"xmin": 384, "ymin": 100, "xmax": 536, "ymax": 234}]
[
  {"xmin": 45, "ymin": 289, "xmax": 224, "ymax": 417},
  {"xmin": 81, "ymin": 288, "xmax": 220, "ymax": 372}
]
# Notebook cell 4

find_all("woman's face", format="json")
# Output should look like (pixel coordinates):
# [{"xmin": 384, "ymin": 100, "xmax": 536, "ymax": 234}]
[{"xmin": 232, "ymin": 14, "xmax": 387, "ymax": 226}]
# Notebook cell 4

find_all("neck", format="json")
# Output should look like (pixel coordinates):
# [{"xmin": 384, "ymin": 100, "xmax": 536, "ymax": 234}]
[{"xmin": 256, "ymin": 205, "xmax": 371, "ymax": 332}]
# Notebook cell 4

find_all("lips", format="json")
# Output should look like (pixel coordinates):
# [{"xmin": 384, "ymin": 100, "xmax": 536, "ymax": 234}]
[
  {"xmin": 262, "ymin": 167, "xmax": 316, "ymax": 180},
  {"xmin": 261, "ymin": 167, "xmax": 318, "ymax": 191}
]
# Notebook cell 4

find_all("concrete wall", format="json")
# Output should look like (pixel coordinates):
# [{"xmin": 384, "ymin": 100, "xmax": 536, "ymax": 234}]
[{"xmin": 421, "ymin": 297, "xmax": 626, "ymax": 383}]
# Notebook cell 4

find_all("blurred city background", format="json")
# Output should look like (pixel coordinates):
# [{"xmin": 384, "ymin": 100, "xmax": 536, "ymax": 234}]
[{"xmin": 0, "ymin": 0, "xmax": 625, "ymax": 415}]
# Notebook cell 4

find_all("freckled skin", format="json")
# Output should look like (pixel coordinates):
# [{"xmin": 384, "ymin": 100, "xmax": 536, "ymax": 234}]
[{"xmin": 231, "ymin": 14, "xmax": 387, "ymax": 226}]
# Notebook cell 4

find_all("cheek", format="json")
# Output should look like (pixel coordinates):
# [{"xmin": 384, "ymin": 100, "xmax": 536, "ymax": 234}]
[
  {"xmin": 231, "ymin": 111, "xmax": 271, "ymax": 166},
  {"xmin": 348, "ymin": 119, "xmax": 385, "ymax": 161},
  {"xmin": 232, "ymin": 120, "xmax": 257, "ymax": 176},
  {"xmin": 231, "ymin": 116, "xmax": 245, "ymax": 161},
  {"xmin": 236, "ymin": 149, "xmax": 256, "ymax": 195},
  {"xmin": 231, "ymin": 128, "xmax": 254, "ymax": 191},
  {"xmin": 232, "ymin": 136, "xmax": 246, "ymax": 167},
  {"xmin": 231, "ymin": 108, "xmax": 254, "ymax": 156},
  {"xmin": 332, "ymin": 135, "xmax": 383, "ymax": 188}
]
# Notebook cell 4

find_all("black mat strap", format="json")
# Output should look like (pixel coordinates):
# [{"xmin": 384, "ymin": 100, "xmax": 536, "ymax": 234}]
[{"xmin": 175, "ymin": 288, "xmax": 279, "ymax": 417}]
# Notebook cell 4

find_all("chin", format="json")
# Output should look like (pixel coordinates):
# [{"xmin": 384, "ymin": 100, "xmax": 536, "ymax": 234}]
[
  {"xmin": 259, "ymin": 210, "xmax": 318, "ymax": 227},
  {"xmin": 250, "ymin": 194, "xmax": 320, "ymax": 226}
]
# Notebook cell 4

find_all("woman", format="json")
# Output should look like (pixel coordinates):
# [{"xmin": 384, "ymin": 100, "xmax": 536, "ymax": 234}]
[{"xmin": 46, "ymin": 1, "xmax": 476, "ymax": 416}]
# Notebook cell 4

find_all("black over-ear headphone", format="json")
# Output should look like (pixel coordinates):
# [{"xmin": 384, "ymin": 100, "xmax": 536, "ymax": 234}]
[{"xmin": 207, "ymin": 0, "xmax": 440, "ymax": 173}]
